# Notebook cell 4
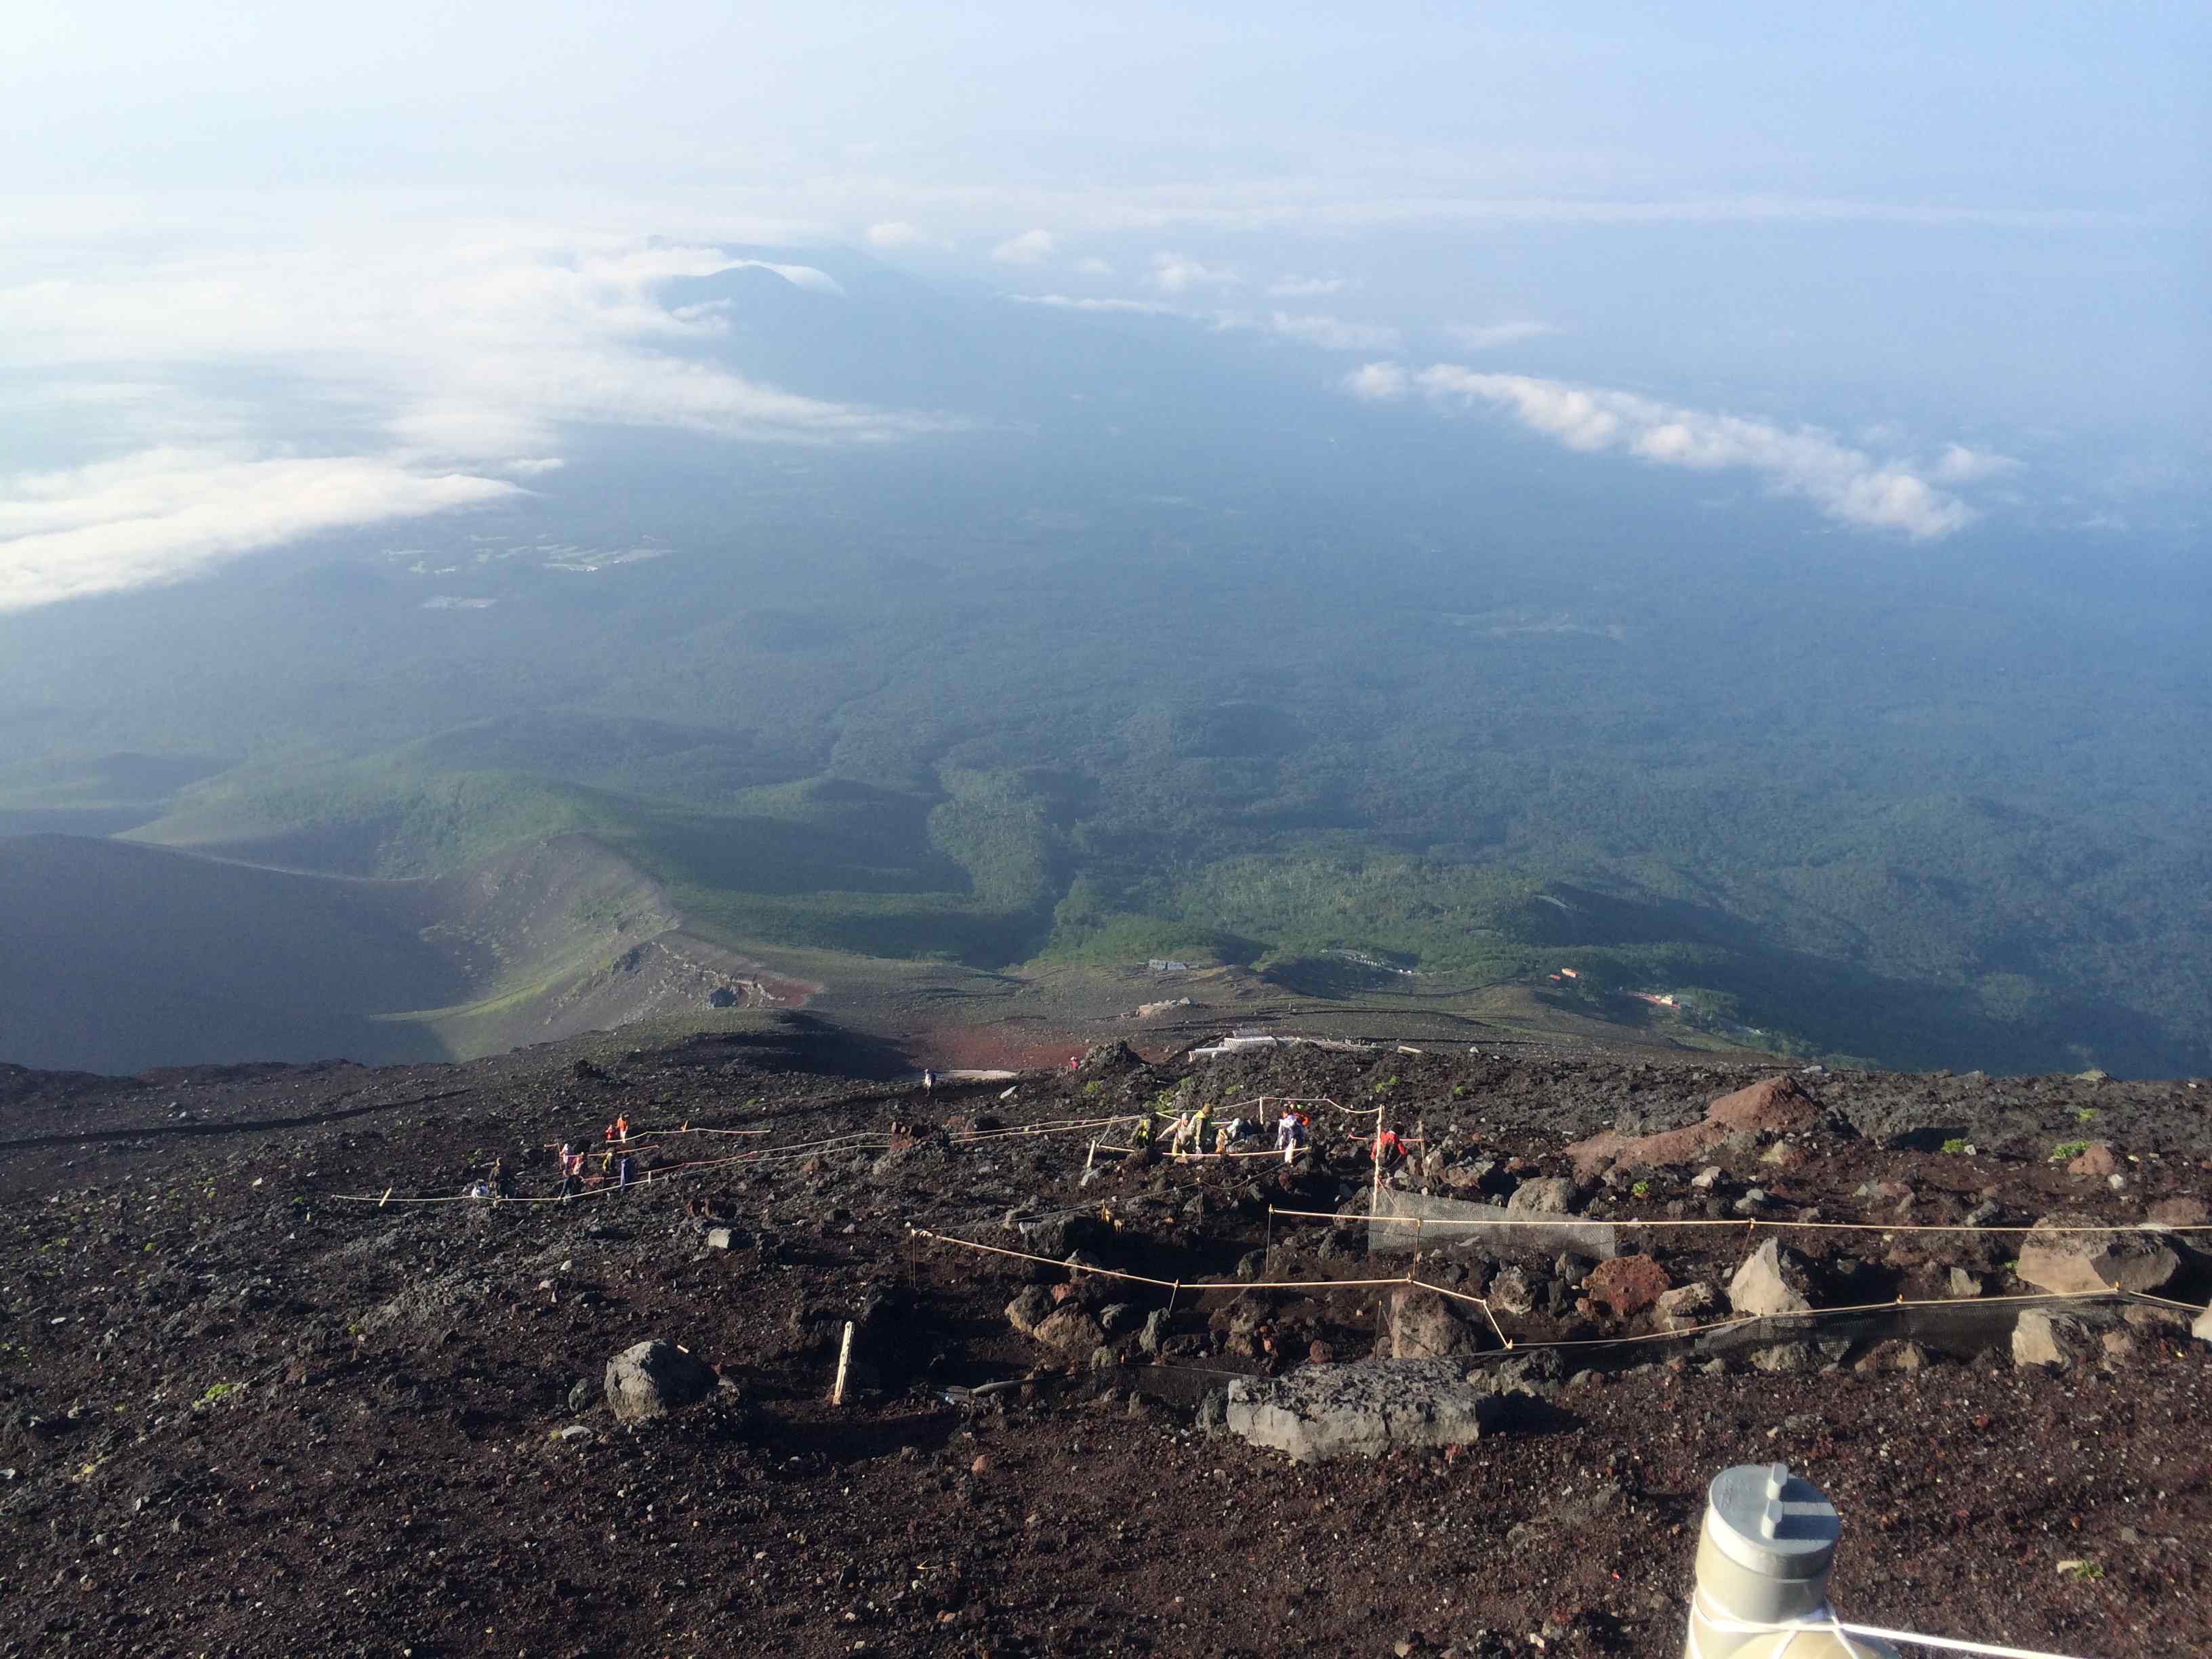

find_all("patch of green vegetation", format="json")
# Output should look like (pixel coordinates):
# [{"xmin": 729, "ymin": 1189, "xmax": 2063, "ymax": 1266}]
[
  {"xmin": 194, "ymin": 1381, "xmax": 241, "ymax": 1410},
  {"xmin": 129, "ymin": 760, "xmax": 636, "ymax": 877},
  {"xmin": 1941, "ymin": 1138, "xmax": 1971, "ymax": 1155},
  {"xmin": 27, "ymin": 521, "xmax": 2207, "ymax": 1080},
  {"xmin": 2048, "ymin": 1140, "xmax": 2093, "ymax": 1163}
]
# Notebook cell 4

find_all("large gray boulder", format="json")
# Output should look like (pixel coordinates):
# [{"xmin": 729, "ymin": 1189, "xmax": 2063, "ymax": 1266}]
[
  {"xmin": 1506, "ymin": 1176, "xmax": 1578, "ymax": 1216},
  {"xmin": 1225, "ymin": 1359, "xmax": 1505, "ymax": 1464},
  {"xmin": 1006, "ymin": 1287, "xmax": 1104, "ymax": 1354},
  {"xmin": 604, "ymin": 1340, "xmax": 718, "ymax": 1424},
  {"xmin": 2015, "ymin": 1214, "xmax": 2178, "ymax": 1296},
  {"xmin": 1006, "ymin": 1210, "xmax": 1103, "ymax": 1259},
  {"xmin": 2193, "ymin": 1302, "xmax": 2212, "ymax": 1345},
  {"xmin": 2012, "ymin": 1310, "xmax": 2092, "ymax": 1370},
  {"xmin": 1655, "ymin": 1282, "xmax": 1719, "ymax": 1331},
  {"xmin": 1385, "ymin": 1286, "xmax": 1493, "ymax": 1359},
  {"xmin": 1727, "ymin": 1239, "xmax": 1814, "ymax": 1318}
]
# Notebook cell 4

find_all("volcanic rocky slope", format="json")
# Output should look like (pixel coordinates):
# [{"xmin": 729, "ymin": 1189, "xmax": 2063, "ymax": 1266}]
[{"xmin": 0, "ymin": 1025, "xmax": 2207, "ymax": 1658}]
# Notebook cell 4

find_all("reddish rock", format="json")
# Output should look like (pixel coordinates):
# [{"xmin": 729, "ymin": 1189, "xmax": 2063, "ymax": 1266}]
[
  {"xmin": 1706, "ymin": 1076, "xmax": 1821, "ymax": 1136},
  {"xmin": 1564, "ymin": 1119, "xmax": 1727, "ymax": 1180},
  {"xmin": 1565, "ymin": 1075, "xmax": 1819, "ymax": 1179},
  {"xmin": 1583, "ymin": 1255, "xmax": 1672, "ymax": 1319},
  {"xmin": 1561, "ymin": 1130, "xmax": 1630, "ymax": 1181},
  {"xmin": 2148, "ymin": 1195, "xmax": 2210, "ymax": 1227},
  {"xmin": 2066, "ymin": 1143, "xmax": 2118, "ymax": 1178}
]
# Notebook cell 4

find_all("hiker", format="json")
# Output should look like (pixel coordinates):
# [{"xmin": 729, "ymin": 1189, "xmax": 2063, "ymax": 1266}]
[
  {"xmin": 604, "ymin": 1122, "xmax": 618, "ymax": 1145},
  {"xmin": 615, "ymin": 1113, "xmax": 630, "ymax": 1144},
  {"xmin": 922, "ymin": 1068, "xmax": 936, "ymax": 1094},
  {"xmin": 618, "ymin": 1153, "xmax": 634, "ymax": 1189},
  {"xmin": 1128, "ymin": 1113, "xmax": 1153, "ymax": 1149},
  {"xmin": 489, "ymin": 1156, "xmax": 507, "ymax": 1197},
  {"xmin": 1276, "ymin": 1115, "xmax": 1299, "ymax": 1162},
  {"xmin": 1189, "ymin": 1104, "xmax": 1212, "ymax": 1157},
  {"xmin": 1373, "ymin": 1125, "xmax": 1406, "ymax": 1166}
]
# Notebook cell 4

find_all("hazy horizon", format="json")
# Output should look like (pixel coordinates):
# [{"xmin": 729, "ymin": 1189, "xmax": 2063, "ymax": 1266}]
[{"xmin": 3, "ymin": 3, "xmax": 2205, "ymax": 611}]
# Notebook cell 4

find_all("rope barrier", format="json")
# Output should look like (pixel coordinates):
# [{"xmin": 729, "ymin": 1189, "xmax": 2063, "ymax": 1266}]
[
  {"xmin": 1504, "ymin": 1286, "xmax": 2133, "ymax": 1353},
  {"xmin": 1692, "ymin": 1593, "xmax": 2094, "ymax": 1659},
  {"xmin": 905, "ymin": 1225, "xmax": 1416, "ymax": 1296},
  {"xmin": 907, "ymin": 1223, "xmax": 2161, "ymax": 1355},
  {"xmin": 1272, "ymin": 1204, "xmax": 2212, "ymax": 1237}
]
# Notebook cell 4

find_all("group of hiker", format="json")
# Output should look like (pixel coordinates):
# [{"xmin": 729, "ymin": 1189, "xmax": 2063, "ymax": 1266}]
[
  {"xmin": 1121, "ymin": 1103, "xmax": 1421, "ymax": 1171},
  {"xmin": 468, "ymin": 1115, "xmax": 642, "ymax": 1200},
  {"xmin": 459, "ymin": 1078, "xmax": 1412, "ymax": 1204},
  {"xmin": 1128, "ymin": 1105, "xmax": 1314, "ymax": 1164}
]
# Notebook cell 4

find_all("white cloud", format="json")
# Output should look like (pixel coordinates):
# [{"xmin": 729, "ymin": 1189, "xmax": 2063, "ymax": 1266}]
[
  {"xmin": 1930, "ymin": 443, "xmax": 2022, "ymax": 484},
  {"xmin": 1148, "ymin": 251, "xmax": 1238, "ymax": 293},
  {"xmin": 1267, "ymin": 312, "xmax": 1401, "ymax": 352},
  {"xmin": 1073, "ymin": 256, "xmax": 1115, "ymax": 276},
  {"xmin": 1010, "ymin": 294, "xmax": 1174, "ymax": 314},
  {"xmin": 0, "ymin": 448, "xmax": 518, "ymax": 612},
  {"xmin": 1387, "ymin": 367, "xmax": 1992, "ymax": 539},
  {"xmin": 725, "ymin": 258, "xmax": 846, "ymax": 296},
  {"xmin": 864, "ymin": 220, "xmax": 929, "ymax": 249},
  {"xmin": 0, "ymin": 230, "xmax": 958, "ymax": 610},
  {"xmin": 990, "ymin": 228, "xmax": 1057, "ymax": 265},
  {"xmin": 1443, "ymin": 320, "xmax": 1556, "ymax": 350},
  {"xmin": 1268, "ymin": 274, "xmax": 1348, "ymax": 298},
  {"xmin": 1343, "ymin": 361, "xmax": 1411, "ymax": 401}
]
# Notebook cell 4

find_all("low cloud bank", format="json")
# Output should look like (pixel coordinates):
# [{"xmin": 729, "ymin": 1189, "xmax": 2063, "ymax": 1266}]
[
  {"xmin": 0, "ymin": 236, "xmax": 954, "ymax": 611},
  {"xmin": 1349, "ymin": 363, "xmax": 1999, "ymax": 539},
  {"xmin": 0, "ymin": 450, "xmax": 518, "ymax": 612}
]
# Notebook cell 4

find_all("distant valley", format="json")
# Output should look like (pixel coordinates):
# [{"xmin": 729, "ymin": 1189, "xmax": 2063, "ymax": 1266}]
[
  {"xmin": 0, "ymin": 833, "xmax": 800, "ymax": 1074},
  {"xmin": 2, "ymin": 246, "xmax": 2206, "ymax": 1079}
]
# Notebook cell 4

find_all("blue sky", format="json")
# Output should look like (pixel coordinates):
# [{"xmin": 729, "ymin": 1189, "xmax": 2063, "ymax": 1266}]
[{"xmin": 1, "ymin": 2, "xmax": 2204, "ymax": 607}]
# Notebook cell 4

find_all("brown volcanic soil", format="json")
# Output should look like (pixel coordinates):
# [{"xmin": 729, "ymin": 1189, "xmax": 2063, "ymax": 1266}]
[{"xmin": 0, "ymin": 1028, "xmax": 2207, "ymax": 1658}]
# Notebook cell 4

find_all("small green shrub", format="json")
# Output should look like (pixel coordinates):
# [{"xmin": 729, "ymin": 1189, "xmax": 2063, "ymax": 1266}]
[
  {"xmin": 2048, "ymin": 1140, "xmax": 2092, "ymax": 1163},
  {"xmin": 1631, "ymin": 1180, "xmax": 1652, "ymax": 1198},
  {"xmin": 1940, "ymin": 1138, "xmax": 1971, "ymax": 1155}
]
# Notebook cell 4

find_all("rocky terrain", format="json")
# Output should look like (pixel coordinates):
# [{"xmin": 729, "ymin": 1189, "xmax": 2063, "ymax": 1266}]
[{"xmin": 0, "ymin": 1019, "xmax": 2206, "ymax": 1658}]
